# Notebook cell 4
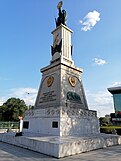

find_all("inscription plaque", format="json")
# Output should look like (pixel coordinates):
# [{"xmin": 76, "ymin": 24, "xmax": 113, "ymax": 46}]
[{"xmin": 39, "ymin": 90, "xmax": 56, "ymax": 103}]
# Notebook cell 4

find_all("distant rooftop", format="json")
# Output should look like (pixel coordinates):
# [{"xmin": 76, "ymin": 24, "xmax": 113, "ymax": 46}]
[{"xmin": 108, "ymin": 86, "xmax": 121, "ymax": 94}]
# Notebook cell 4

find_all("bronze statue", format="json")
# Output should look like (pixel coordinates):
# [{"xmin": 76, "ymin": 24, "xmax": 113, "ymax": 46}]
[{"xmin": 55, "ymin": 1, "xmax": 67, "ymax": 27}]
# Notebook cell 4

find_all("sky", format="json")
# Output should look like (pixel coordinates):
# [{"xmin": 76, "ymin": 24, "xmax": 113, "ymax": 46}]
[{"xmin": 0, "ymin": 0, "xmax": 121, "ymax": 117}]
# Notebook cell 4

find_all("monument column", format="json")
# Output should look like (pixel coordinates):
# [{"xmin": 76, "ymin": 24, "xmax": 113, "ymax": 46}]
[{"xmin": 51, "ymin": 24, "xmax": 73, "ymax": 64}]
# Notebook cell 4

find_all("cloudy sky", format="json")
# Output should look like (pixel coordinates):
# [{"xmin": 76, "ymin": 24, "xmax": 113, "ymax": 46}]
[{"xmin": 0, "ymin": 0, "xmax": 121, "ymax": 117}]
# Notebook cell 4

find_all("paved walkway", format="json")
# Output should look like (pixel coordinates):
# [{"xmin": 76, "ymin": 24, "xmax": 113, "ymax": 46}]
[{"xmin": 0, "ymin": 142, "xmax": 121, "ymax": 161}]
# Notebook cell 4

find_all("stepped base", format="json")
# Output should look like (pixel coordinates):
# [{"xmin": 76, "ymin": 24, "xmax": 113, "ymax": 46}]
[{"xmin": 0, "ymin": 132, "xmax": 121, "ymax": 158}]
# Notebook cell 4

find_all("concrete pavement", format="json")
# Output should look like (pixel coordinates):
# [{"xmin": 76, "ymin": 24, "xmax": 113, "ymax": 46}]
[{"xmin": 0, "ymin": 142, "xmax": 121, "ymax": 161}]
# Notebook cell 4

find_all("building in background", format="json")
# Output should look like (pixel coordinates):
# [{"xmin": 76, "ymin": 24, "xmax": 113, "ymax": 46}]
[{"xmin": 108, "ymin": 86, "xmax": 121, "ymax": 125}]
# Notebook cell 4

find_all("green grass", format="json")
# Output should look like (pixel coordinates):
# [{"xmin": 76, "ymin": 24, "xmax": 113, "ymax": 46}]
[{"xmin": 100, "ymin": 126, "xmax": 121, "ymax": 129}]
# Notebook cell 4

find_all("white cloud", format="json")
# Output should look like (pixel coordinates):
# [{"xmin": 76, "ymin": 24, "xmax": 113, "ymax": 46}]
[
  {"xmin": 80, "ymin": 10, "xmax": 100, "ymax": 31},
  {"xmin": 93, "ymin": 58, "xmax": 107, "ymax": 66},
  {"xmin": 110, "ymin": 82, "xmax": 121, "ymax": 87},
  {"xmin": 0, "ymin": 98, "xmax": 5, "ymax": 106},
  {"xmin": 86, "ymin": 90, "xmax": 114, "ymax": 117},
  {"xmin": 0, "ymin": 87, "xmax": 38, "ymax": 106},
  {"xmin": 9, "ymin": 87, "xmax": 38, "ymax": 106}
]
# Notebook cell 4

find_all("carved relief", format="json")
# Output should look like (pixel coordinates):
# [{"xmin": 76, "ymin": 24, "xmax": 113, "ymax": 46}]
[
  {"xmin": 47, "ymin": 76, "xmax": 54, "ymax": 87},
  {"xmin": 67, "ymin": 91, "xmax": 82, "ymax": 104},
  {"xmin": 68, "ymin": 76, "xmax": 77, "ymax": 87},
  {"xmin": 62, "ymin": 108, "xmax": 97, "ymax": 118}
]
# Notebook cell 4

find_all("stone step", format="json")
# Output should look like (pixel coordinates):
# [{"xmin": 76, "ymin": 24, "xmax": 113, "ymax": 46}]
[{"xmin": 0, "ymin": 133, "xmax": 121, "ymax": 158}]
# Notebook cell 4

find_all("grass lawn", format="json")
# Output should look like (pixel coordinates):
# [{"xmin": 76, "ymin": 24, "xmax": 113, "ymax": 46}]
[{"xmin": 100, "ymin": 126, "xmax": 121, "ymax": 129}]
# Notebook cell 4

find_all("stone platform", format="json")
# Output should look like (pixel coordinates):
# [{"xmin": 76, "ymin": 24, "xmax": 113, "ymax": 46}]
[{"xmin": 0, "ymin": 132, "xmax": 121, "ymax": 158}]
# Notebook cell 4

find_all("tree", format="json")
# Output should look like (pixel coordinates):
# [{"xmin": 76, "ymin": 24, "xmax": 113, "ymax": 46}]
[{"xmin": 0, "ymin": 98, "xmax": 28, "ymax": 121}]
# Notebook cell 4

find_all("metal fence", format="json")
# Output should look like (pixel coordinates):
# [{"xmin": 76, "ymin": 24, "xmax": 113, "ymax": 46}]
[{"xmin": 0, "ymin": 121, "xmax": 19, "ymax": 129}]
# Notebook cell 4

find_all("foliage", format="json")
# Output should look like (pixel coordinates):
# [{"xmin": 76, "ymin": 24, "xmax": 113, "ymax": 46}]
[
  {"xmin": 99, "ymin": 117, "xmax": 112, "ymax": 126},
  {"xmin": 100, "ymin": 126, "xmax": 121, "ymax": 135},
  {"xmin": 101, "ymin": 126, "xmax": 121, "ymax": 129},
  {"xmin": 0, "ymin": 98, "xmax": 28, "ymax": 121},
  {"xmin": 99, "ymin": 117, "xmax": 117, "ymax": 134},
  {"xmin": 100, "ymin": 127, "xmax": 117, "ymax": 134}
]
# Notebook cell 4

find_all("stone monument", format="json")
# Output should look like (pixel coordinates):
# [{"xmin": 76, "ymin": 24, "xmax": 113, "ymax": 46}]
[
  {"xmin": 23, "ymin": 1, "xmax": 99, "ymax": 136},
  {"xmin": 1, "ymin": 2, "xmax": 121, "ymax": 158}
]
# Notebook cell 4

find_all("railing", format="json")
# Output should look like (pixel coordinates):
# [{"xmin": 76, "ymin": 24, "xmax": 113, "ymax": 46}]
[{"xmin": 0, "ymin": 121, "xmax": 19, "ymax": 129}]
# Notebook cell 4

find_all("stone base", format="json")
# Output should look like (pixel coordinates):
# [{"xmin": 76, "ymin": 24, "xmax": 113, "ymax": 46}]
[
  {"xmin": 23, "ymin": 108, "xmax": 99, "ymax": 136},
  {"xmin": 0, "ymin": 132, "xmax": 121, "ymax": 158}
]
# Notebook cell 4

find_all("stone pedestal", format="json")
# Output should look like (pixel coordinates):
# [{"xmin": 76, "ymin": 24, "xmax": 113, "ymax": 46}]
[{"xmin": 23, "ymin": 107, "xmax": 99, "ymax": 136}]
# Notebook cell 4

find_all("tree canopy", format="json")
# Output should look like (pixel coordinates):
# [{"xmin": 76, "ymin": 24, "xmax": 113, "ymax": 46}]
[{"xmin": 0, "ymin": 98, "xmax": 28, "ymax": 121}]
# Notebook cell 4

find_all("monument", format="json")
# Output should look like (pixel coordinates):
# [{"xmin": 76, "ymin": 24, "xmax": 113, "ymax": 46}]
[
  {"xmin": 1, "ymin": 2, "xmax": 121, "ymax": 159},
  {"xmin": 23, "ymin": 1, "xmax": 99, "ymax": 136}
]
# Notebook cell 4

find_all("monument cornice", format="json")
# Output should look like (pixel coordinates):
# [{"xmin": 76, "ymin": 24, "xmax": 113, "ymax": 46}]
[
  {"xmin": 51, "ymin": 24, "xmax": 73, "ymax": 34},
  {"xmin": 41, "ymin": 62, "xmax": 83, "ymax": 73}
]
